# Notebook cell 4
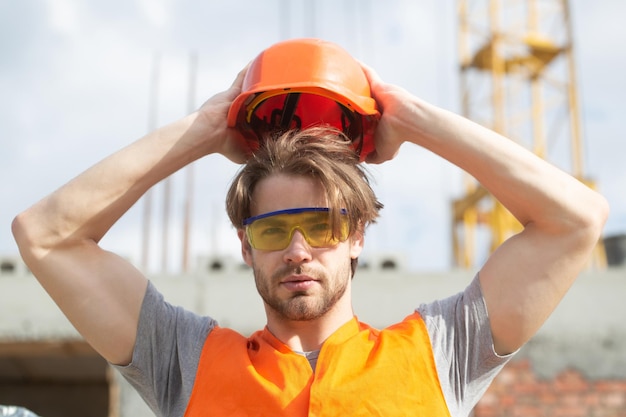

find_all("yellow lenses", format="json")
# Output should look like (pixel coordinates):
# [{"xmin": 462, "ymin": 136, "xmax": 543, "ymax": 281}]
[{"xmin": 244, "ymin": 208, "xmax": 349, "ymax": 251}]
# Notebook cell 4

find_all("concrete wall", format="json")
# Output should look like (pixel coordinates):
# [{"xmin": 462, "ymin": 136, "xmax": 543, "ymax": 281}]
[{"xmin": 1, "ymin": 254, "xmax": 625, "ymax": 416}]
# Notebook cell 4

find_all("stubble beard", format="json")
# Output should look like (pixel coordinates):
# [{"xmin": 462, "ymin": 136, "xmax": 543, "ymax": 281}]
[{"xmin": 253, "ymin": 261, "xmax": 351, "ymax": 322}]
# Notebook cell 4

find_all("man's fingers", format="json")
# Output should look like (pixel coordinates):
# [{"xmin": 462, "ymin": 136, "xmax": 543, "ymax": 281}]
[{"xmin": 231, "ymin": 62, "xmax": 251, "ymax": 90}]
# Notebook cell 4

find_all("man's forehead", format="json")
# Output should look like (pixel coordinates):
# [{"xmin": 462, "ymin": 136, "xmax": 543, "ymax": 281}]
[{"xmin": 249, "ymin": 174, "xmax": 328, "ymax": 215}]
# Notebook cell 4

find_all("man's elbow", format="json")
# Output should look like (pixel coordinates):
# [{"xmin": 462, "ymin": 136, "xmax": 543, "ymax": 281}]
[
  {"xmin": 12, "ymin": 210, "xmax": 49, "ymax": 264},
  {"xmin": 578, "ymin": 192, "xmax": 610, "ymax": 249},
  {"xmin": 13, "ymin": 212, "xmax": 32, "ymax": 255}
]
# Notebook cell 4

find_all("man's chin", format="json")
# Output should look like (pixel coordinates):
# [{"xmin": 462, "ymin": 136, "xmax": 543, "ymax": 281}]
[{"xmin": 274, "ymin": 298, "xmax": 328, "ymax": 322}]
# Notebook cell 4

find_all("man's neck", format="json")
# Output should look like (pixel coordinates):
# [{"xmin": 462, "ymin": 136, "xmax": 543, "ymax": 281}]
[{"xmin": 265, "ymin": 299, "xmax": 354, "ymax": 352}]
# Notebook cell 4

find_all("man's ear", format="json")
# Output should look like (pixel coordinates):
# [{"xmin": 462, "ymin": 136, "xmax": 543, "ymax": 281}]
[
  {"xmin": 238, "ymin": 229, "xmax": 253, "ymax": 267},
  {"xmin": 349, "ymin": 228, "xmax": 365, "ymax": 260}
]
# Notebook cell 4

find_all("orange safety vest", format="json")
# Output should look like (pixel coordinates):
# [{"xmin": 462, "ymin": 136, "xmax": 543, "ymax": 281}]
[{"xmin": 184, "ymin": 312, "xmax": 451, "ymax": 416}]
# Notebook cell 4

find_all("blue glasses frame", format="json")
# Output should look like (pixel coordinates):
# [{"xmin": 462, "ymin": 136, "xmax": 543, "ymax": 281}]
[{"xmin": 243, "ymin": 207, "xmax": 347, "ymax": 226}]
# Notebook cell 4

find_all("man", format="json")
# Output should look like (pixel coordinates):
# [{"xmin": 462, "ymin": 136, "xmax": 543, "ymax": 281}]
[{"xmin": 12, "ymin": 57, "xmax": 608, "ymax": 416}]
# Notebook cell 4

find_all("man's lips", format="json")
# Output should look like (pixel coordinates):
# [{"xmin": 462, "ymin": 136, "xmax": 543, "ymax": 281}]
[{"xmin": 280, "ymin": 275, "xmax": 318, "ymax": 291}]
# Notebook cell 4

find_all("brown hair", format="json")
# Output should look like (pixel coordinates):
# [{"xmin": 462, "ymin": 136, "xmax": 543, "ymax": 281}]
[{"xmin": 226, "ymin": 126, "xmax": 383, "ymax": 241}]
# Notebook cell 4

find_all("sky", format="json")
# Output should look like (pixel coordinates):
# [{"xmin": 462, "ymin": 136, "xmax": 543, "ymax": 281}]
[{"xmin": 1, "ymin": 0, "xmax": 624, "ymax": 273}]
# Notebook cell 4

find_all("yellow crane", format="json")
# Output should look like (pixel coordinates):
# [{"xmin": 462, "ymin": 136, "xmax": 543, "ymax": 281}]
[{"xmin": 453, "ymin": 0, "xmax": 605, "ymax": 268}]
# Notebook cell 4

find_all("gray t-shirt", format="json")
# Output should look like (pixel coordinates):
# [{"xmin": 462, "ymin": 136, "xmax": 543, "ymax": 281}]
[{"xmin": 115, "ymin": 274, "xmax": 513, "ymax": 417}]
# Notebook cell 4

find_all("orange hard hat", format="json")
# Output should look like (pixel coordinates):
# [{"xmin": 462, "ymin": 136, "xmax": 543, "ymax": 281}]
[{"xmin": 227, "ymin": 38, "xmax": 380, "ymax": 161}]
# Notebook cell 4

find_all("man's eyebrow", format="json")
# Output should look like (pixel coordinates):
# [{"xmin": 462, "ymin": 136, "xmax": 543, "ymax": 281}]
[
  {"xmin": 256, "ymin": 217, "xmax": 289, "ymax": 226},
  {"xmin": 301, "ymin": 214, "xmax": 329, "ymax": 224}
]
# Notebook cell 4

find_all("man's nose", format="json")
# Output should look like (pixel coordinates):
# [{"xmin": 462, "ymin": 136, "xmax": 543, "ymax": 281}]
[{"xmin": 283, "ymin": 228, "xmax": 313, "ymax": 263}]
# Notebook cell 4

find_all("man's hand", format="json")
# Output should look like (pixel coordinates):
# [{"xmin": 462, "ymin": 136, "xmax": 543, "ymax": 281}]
[
  {"xmin": 359, "ymin": 63, "xmax": 412, "ymax": 164},
  {"xmin": 193, "ymin": 64, "xmax": 251, "ymax": 164}
]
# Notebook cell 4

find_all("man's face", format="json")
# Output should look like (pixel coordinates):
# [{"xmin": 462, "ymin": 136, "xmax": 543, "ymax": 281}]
[{"xmin": 238, "ymin": 174, "xmax": 363, "ymax": 322}]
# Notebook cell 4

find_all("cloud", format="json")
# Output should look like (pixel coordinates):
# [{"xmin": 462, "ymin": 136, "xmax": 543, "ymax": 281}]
[
  {"xmin": 45, "ymin": 0, "xmax": 80, "ymax": 35},
  {"xmin": 137, "ymin": 0, "xmax": 171, "ymax": 28},
  {"xmin": 1, "ymin": 0, "xmax": 624, "ymax": 272}
]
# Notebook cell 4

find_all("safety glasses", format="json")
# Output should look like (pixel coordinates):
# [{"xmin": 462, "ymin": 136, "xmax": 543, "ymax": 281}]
[{"xmin": 243, "ymin": 207, "xmax": 349, "ymax": 251}]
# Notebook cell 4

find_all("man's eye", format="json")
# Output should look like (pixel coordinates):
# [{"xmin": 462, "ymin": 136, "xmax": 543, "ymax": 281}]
[
  {"xmin": 260, "ymin": 227, "xmax": 287, "ymax": 236},
  {"xmin": 309, "ymin": 223, "xmax": 331, "ymax": 234}
]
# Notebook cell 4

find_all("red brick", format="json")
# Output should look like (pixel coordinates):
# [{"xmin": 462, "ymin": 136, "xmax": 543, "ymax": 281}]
[
  {"xmin": 584, "ymin": 392, "xmax": 601, "ymax": 407},
  {"xmin": 472, "ymin": 403, "xmax": 500, "ymax": 417},
  {"xmin": 596, "ymin": 381, "xmax": 626, "ymax": 392},
  {"xmin": 554, "ymin": 369, "xmax": 589, "ymax": 393},
  {"xmin": 551, "ymin": 405, "xmax": 588, "ymax": 417},
  {"xmin": 511, "ymin": 405, "xmax": 543, "ymax": 417},
  {"xmin": 471, "ymin": 361, "xmax": 626, "ymax": 417},
  {"xmin": 500, "ymin": 394, "xmax": 517, "ymax": 407},
  {"xmin": 539, "ymin": 391, "xmax": 559, "ymax": 406},
  {"xmin": 601, "ymin": 391, "xmax": 626, "ymax": 409},
  {"xmin": 513, "ymin": 381, "xmax": 541, "ymax": 395},
  {"xmin": 561, "ymin": 392, "xmax": 584, "ymax": 408}
]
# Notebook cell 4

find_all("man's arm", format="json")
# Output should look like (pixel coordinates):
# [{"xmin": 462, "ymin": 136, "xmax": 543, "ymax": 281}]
[
  {"xmin": 363, "ymin": 65, "xmax": 609, "ymax": 355},
  {"xmin": 11, "ymin": 68, "xmax": 249, "ymax": 366}
]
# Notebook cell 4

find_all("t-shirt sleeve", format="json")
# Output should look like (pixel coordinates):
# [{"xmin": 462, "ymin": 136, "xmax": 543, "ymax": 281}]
[
  {"xmin": 417, "ymin": 273, "xmax": 516, "ymax": 417},
  {"xmin": 112, "ymin": 281, "xmax": 217, "ymax": 417}
]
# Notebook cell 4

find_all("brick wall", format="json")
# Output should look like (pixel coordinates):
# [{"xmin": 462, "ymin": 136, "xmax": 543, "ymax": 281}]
[{"xmin": 473, "ymin": 359, "xmax": 626, "ymax": 417}]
